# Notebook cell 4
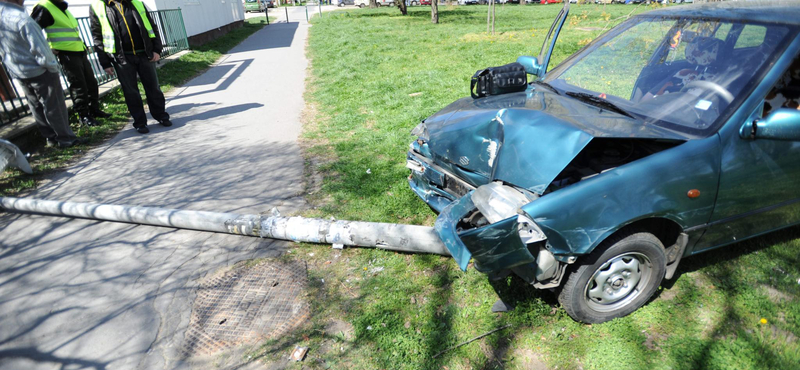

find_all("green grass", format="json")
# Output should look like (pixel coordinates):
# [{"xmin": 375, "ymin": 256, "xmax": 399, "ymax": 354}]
[
  {"xmin": 248, "ymin": 4, "xmax": 800, "ymax": 369},
  {"xmin": 0, "ymin": 17, "xmax": 271, "ymax": 196}
]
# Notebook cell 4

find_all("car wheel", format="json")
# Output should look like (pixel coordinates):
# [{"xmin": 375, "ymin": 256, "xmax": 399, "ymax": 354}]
[{"xmin": 558, "ymin": 230, "xmax": 666, "ymax": 324}]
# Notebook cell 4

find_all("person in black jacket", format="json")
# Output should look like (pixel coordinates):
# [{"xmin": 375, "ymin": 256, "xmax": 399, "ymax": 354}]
[
  {"xmin": 31, "ymin": 0, "xmax": 111, "ymax": 127},
  {"xmin": 89, "ymin": 0, "xmax": 171, "ymax": 134}
]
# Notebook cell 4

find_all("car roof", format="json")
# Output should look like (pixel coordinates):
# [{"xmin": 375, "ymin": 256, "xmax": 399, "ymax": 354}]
[{"xmin": 641, "ymin": 0, "xmax": 800, "ymax": 26}]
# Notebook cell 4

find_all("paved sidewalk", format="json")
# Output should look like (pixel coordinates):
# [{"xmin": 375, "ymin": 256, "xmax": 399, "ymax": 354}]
[{"xmin": 0, "ymin": 21, "xmax": 311, "ymax": 370}]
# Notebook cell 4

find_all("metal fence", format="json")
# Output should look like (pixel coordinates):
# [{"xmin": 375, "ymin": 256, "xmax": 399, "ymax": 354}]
[{"xmin": 1, "ymin": 9, "xmax": 189, "ymax": 128}]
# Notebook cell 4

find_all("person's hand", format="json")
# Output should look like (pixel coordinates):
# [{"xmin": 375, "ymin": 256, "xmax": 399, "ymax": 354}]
[
  {"xmin": 104, "ymin": 67, "xmax": 115, "ymax": 76},
  {"xmin": 150, "ymin": 52, "xmax": 161, "ymax": 62}
]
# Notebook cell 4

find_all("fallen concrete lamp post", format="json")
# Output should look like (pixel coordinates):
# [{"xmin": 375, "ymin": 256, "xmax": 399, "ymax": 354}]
[{"xmin": 0, "ymin": 197, "xmax": 451, "ymax": 256}]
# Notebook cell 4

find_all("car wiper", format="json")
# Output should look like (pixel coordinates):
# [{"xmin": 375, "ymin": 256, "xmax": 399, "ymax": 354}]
[
  {"xmin": 566, "ymin": 91, "xmax": 635, "ymax": 119},
  {"xmin": 533, "ymin": 80, "xmax": 560, "ymax": 95}
]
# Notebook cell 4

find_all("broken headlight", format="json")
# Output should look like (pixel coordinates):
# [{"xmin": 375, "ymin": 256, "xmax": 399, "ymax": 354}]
[
  {"xmin": 471, "ymin": 182, "xmax": 546, "ymax": 244},
  {"xmin": 410, "ymin": 121, "xmax": 429, "ymax": 140},
  {"xmin": 472, "ymin": 182, "xmax": 529, "ymax": 223}
]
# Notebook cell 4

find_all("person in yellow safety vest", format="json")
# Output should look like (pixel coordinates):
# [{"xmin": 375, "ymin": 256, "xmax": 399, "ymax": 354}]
[
  {"xmin": 0, "ymin": 0, "xmax": 85, "ymax": 148},
  {"xmin": 31, "ymin": 0, "xmax": 112, "ymax": 127},
  {"xmin": 89, "ymin": 0, "xmax": 170, "ymax": 134}
]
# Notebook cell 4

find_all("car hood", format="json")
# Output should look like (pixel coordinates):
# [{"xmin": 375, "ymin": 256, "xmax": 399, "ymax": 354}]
[{"xmin": 423, "ymin": 88, "xmax": 692, "ymax": 194}]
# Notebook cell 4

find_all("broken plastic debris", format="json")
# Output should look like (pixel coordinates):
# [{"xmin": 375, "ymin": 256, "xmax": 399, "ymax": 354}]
[
  {"xmin": 308, "ymin": 253, "xmax": 315, "ymax": 257},
  {"xmin": 409, "ymin": 92, "xmax": 423, "ymax": 97},
  {"xmin": 332, "ymin": 243, "xmax": 344, "ymax": 249},
  {"xmin": 366, "ymin": 169, "xmax": 372, "ymax": 174},
  {"xmin": 321, "ymin": 278, "xmax": 325, "ymax": 283},
  {"xmin": 369, "ymin": 266, "xmax": 385, "ymax": 274},
  {"xmin": 290, "ymin": 347, "xmax": 308, "ymax": 361},
  {"xmin": 366, "ymin": 325, "xmax": 373, "ymax": 330}
]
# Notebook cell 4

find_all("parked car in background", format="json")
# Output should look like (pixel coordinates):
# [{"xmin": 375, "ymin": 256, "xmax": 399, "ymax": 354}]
[
  {"xmin": 458, "ymin": 0, "xmax": 480, "ymax": 4},
  {"xmin": 243, "ymin": 0, "xmax": 265, "ymax": 12},
  {"xmin": 354, "ymin": 0, "xmax": 394, "ymax": 6},
  {"xmin": 266, "ymin": 0, "xmax": 276, "ymax": 7},
  {"xmin": 338, "ymin": 0, "xmax": 355, "ymax": 6},
  {"xmin": 407, "ymin": 2, "xmax": 800, "ymax": 323}
]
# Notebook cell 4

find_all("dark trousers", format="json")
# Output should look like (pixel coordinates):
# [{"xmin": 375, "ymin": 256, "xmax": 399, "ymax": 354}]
[
  {"xmin": 18, "ymin": 71, "xmax": 77, "ymax": 145},
  {"xmin": 57, "ymin": 51, "xmax": 100, "ymax": 118},
  {"xmin": 113, "ymin": 54, "xmax": 168, "ymax": 128}
]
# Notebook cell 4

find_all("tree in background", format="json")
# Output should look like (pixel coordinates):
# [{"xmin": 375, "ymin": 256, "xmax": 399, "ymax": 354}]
[
  {"xmin": 431, "ymin": 0, "xmax": 438, "ymax": 23},
  {"xmin": 370, "ymin": 0, "xmax": 377, "ymax": 8},
  {"xmin": 396, "ymin": 0, "xmax": 407, "ymax": 15},
  {"xmin": 486, "ymin": 0, "xmax": 495, "ymax": 35}
]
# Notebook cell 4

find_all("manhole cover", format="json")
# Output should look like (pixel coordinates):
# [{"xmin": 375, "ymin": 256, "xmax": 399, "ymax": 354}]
[{"xmin": 182, "ymin": 260, "xmax": 309, "ymax": 356}]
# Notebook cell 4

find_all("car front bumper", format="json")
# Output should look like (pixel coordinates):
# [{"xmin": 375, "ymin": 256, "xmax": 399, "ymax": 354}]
[{"xmin": 407, "ymin": 150, "xmax": 537, "ymax": 273}]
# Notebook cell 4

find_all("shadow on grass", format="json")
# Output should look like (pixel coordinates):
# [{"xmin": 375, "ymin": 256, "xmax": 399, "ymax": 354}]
[{"xmin": 666, "ymin": 224, "xmax": 800, "ymax": 289}]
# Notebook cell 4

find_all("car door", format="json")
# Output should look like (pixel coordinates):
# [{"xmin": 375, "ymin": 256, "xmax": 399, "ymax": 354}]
[
  {"xmin": 536, "ymin": 3, "xmax": 570, "ymax": 78},
  {"xmin": 695, "ymin": 35, "xmax": 800, "ymax": 252}
]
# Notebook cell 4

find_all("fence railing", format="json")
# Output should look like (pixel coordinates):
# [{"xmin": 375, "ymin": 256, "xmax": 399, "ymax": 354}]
[{"xmin": 1, "ymin": 8, "xmax": 189, "ymax": 128}]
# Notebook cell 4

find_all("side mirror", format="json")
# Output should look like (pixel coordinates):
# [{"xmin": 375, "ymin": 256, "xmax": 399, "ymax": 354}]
[
  {"xmin": 740, "ymin": 108, "xmax": 800, "ymax": 140},
  {"xmin": 516, "ymin": 56, "xmax": 544, "ymax": 78}
]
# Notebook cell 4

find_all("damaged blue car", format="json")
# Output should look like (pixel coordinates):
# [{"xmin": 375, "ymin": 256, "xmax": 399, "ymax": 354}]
[{"xmin": 407, "ymin": 2, "xmax": 800, "ymax": 323}]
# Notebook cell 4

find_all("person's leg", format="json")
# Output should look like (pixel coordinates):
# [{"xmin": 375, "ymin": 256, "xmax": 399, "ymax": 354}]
[
  {"xmin": 79, "ymin": 53, "xmax": 105, "ymax": 117},
  {"xmin": 135, "ymin": 55, "xmax": 169, "ymax": 121},
  {"xmin": 57, "ymin": 52, "xmax": 93, "ymax": 124},
  {"xmin": 25, "ymin": 71, "xmax": 78, "ymax": 145},
  {"xmin": 18, "ymin": 76, "xmax": 56, "ymax": 142},
  {"xmin": 114, "ymin": 55, "xmax": 148, "ymax": 128}
]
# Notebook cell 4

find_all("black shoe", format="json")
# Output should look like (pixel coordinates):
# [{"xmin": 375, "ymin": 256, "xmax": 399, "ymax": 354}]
[
  {"xmin": 136, "ymin": 125, "xmax": 150, "ymax": 134},
  {"xmin": 158, "ymin": 118, "xmax": 172, "ymax": 127},
  {"xmin": 59, "ymin": 137, "xmax": 88, "ymax": 148},
  {"xmin": 80, "ymin": 116, "xmax": 101, "ymax": 127},
  {"xmin": 91, "ymin": 109, "xmax": 112, "ymax": 119}
]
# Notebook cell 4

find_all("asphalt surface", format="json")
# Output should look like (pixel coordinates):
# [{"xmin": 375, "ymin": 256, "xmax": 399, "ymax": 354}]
[{"xmin": 0, "ymin": 16, "xmax": 314, "ymax": 370}]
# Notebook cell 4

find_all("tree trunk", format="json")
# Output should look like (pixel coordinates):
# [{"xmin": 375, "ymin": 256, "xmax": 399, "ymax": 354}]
[
  {"xmin": 370, "ymin": 0, "xmax": 377, "ymax": 8},
  {"xmin": 486, "ymin": 0, "xmax": 495, "ymax": 34},
  {"xmin": 486, "ymin": 0, "xmax": 491, "ymax": 33},
  {"xmin": 397, "ymin": 0, "xmax": 407, "ymax": 15},
  {"xmin": 492, "ymin": 0, "xmax": 497, "ymax": 36},
  {"xmin": 431, "ymin": 0, "xmax": 438, "ymax": 24}
]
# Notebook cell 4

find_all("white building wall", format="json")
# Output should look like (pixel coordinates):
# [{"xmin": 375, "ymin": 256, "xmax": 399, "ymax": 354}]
[{"xmin": 23, "ymin": 0, "xmax": 244, "ymax": 38}]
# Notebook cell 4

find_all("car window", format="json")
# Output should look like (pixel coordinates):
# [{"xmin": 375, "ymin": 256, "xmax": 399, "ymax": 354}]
[
  {"xmin": 557, "ymin": 21, "xmax": 673, "ymax": 100},
  {"xmin": 763, "ymin": 57, "xmax": 800, "ymax": 118},
  {"xmin": 544, "ymin": 16, "xmax": 796, "ymax": 136}
]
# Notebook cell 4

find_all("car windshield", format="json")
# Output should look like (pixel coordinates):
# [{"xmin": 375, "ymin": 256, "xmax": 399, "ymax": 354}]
[{"xmin": 544, "ymin": 16, "xmax": 796, "ymax": 136}]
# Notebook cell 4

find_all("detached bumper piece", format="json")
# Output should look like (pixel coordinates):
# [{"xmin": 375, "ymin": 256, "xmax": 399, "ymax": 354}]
[{"xmin": 434, "ymin": 192, "xmax": 537, "ymax": 272}]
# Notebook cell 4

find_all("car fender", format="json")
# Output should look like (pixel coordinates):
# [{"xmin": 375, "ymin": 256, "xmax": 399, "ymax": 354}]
[{"xmin": 520, "ymin": 134, "xmax": 722, "ymax": 256}]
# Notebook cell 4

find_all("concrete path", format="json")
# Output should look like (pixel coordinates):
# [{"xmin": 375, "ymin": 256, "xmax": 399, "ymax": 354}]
[{"xmin": 0, "ymin": 20, "xmax": 312, "ymax": 370}]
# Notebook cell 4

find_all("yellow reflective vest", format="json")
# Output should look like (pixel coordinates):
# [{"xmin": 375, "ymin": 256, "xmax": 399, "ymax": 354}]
[
  {"xmin": 37, "ymin": 0, "xmax": 85, "ymax": 52},
  {"xmin": 90, "ymin": 0, "xmax": 155, "ymax": 54}
]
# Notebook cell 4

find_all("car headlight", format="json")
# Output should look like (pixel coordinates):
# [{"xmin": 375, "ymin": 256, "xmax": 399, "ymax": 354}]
[
  {"xmin": 472, "ymin": 182, "xmax": 546, "ymax": 243},
  {"xmin": 471, "ymin": 182, "xmax": 530, "ymax": 223},
  {"xmin": 410, "ymin": 121, "xmax": 429, "ymax": 140}
]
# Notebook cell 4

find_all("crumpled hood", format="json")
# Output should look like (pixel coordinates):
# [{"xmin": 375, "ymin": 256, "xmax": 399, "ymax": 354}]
[{"xmin": 424, "ymin": 89, "xmax": 692, "ymax": 194}]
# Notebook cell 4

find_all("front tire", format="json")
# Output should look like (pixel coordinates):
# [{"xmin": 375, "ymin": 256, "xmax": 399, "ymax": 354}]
[{"xmin": 558, "ymin": 230, "xmax": 666, "ymax": 324}]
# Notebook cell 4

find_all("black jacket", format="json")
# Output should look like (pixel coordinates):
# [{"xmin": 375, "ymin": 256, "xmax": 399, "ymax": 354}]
[{"xmin": 89, "ymin": 0, "xmax": 163, "ymax": 68}]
